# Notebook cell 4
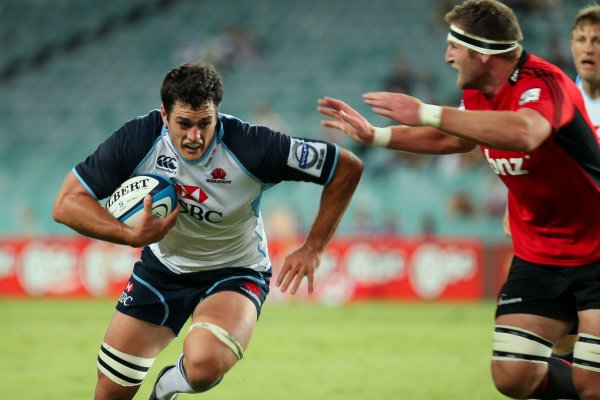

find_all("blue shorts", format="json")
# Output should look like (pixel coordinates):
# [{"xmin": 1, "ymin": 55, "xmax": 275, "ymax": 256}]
[{"xmin": 116, "ymin": 247, "xmax": 271, "ymax": 335}]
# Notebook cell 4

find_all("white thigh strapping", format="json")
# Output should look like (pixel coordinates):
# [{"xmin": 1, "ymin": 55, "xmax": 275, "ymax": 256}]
[
  {"xmin": 492, "ymin": 325, "xmax": 552, "ymax": 363},
  {"xmin": 97, "ymin": 342, "xmax": 156, "ymax": 387},
  {"xmin": 188, "ymin": 322, "xmax": 244, "ymax": 360},
  {"xmin": 573, "ymin": 333, "xmax": 600, "ymax": 373}
]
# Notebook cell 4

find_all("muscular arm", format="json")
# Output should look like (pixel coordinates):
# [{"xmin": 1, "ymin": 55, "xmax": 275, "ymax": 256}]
[
  {"xmin": 304, "ymin": 147, "xmax": 363, "ymax": 251},
  {"xmin": 364, "ymin": 92, "xmax": 553, "ymax": 152},
  {"xmin": 53, "ymin": 172, "xmax": 177, "ymax": 247},
  {"xmin": 320, "ymin": 94, "xmax": 552, "ymax": 154},
  {"xmin": 435, "ymin": 107, "xmax": 551, "ymax": 151},
  {"xmin": 276, "ymin": 148, "xmax": 363, "ymax": 294},
  {"xmin": 386, "ymin": 125, "xmax": 476, "ymax": 154},
  {"xmin": 318, "ymin": 96, "xmax": 475, "ymax": 154}
]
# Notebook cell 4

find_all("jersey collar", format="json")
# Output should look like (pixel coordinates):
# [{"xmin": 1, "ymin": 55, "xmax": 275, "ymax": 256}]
[{"xmin": 508, "ymin": 50, "xmax": 530, "ymax": 85}]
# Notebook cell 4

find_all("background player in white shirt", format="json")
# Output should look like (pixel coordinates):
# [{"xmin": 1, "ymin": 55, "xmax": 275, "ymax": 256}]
[
  {"xmin": 53, "ymin": 62, "xmax": 363, "ymax": 400},
  {"xmin": 571, "ymin": 5, "xmax": 600, "ymax": 134}
]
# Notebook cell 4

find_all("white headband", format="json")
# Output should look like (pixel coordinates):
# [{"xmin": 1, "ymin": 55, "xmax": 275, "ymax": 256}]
[{"xmin": 447, "ymin": 24, "xmax": 520, "ymax": 55}]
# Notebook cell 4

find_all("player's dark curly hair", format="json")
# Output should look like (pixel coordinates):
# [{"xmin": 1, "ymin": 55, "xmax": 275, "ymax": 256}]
[
  {"xmin": 160, "ymin": 62, "xmax": 224, "ymax": 116},
  {"xmin": 445, "ymin": 0, "xmax": 523, "ymax": 60}
]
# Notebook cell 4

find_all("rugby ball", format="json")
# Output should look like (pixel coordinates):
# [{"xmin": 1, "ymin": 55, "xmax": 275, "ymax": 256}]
[{"xmin": 105, "ymin": 174, "xmax": 177, "ymax": 227}]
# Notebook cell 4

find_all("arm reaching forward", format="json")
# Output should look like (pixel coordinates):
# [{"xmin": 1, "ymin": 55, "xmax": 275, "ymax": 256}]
[{"xmin": 318, "ymin": 96, "xmax": 476, "ymax": 154}]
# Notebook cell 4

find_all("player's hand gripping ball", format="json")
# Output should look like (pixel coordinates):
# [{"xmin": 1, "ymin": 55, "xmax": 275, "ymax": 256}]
[{"xmin": 105, "ymin": 174, "xmax": 177, "ymax": 227}]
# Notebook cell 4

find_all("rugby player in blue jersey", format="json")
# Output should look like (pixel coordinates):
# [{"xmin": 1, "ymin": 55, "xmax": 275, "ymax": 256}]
[{"xmin": 53, "ymin": 62, "xmax": 363, "ymax": 400}]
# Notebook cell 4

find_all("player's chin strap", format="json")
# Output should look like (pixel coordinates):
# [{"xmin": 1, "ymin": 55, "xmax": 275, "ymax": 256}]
[
  {"xmin": 447, "ymin": 24, "xmax": 520, "ymax": 55},
  {"xmin": 188, "ymin": 322, "xmax": 244, "ymax": 360}
]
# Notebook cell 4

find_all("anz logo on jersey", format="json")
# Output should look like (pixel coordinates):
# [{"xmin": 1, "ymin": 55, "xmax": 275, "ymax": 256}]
[
  {"xmin": 484, "ymin": 149, "xmax": 530, "ymax": 176},
  {"xmin": 175, "ymin": 184, "xmax": 223, "ymax": 223}
]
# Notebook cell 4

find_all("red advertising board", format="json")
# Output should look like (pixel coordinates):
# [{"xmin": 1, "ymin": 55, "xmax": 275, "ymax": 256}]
[
  {"xmin": 0, "ymin": 237, "xmax": 140, "ymax": 297},
  {"xmin": 0, "ymin": 236, "xmax": 487, "ymax": 303},
  {"xmin": 268, "ymin": 236, "xmax": 485, "ymax": 304}
]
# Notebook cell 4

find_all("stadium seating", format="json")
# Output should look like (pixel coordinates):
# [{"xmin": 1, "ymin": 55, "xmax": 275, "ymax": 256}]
[{"xmin": 0, "ymin": 0, "xmax": 587, "ymax": 239}]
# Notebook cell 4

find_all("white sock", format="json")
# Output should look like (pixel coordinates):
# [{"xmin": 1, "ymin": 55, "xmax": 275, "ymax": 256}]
[{"xmin": 155, "ymin": 355, "xmax": 194, "ymax": 399}]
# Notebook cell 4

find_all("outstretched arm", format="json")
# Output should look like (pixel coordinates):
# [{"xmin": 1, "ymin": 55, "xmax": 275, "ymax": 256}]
[
  {"xmin": 318, "ymin": 97, "xmax": 475, "ymax": 154},
  {"xmin": 362, "ymin": 92, "xmax": 552, "ymax": 152},
  {"xmin": 53, "ymin": 172, "xmax": 178, "ymax": 247},
  {"xmin": 276, "ymin": 147, "xmax": 363, "ymax": 295}
]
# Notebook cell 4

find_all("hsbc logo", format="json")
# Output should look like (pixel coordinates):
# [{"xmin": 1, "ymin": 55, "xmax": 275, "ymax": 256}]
[
  {"xmin": 119, "ymin": 283, "xmax": 134, "ymax": 305},
  {"xmin": 174, "ymin": 184, "xmax": 222, "ymax": 223},
  {"xmin": 177, "ymin": 199, "xmax": 223, "ymax": 223},
  {"xmin": 175, "ymin": 184, "xmax": 208, "ymax": 203},
  {"xmin": 118, "ymin": 281, "xmax": 134, "ymax": 305},
  {"xmin": 206, "ymin": 168, "xmax": 232, "ymax": 184},
  {"xmin": 119, "ymin": 292, "xmax": 133, "ymax": 306},
  {"xmin": 156, "ymin": 155, "xmax": 177, "ymax": 174}
]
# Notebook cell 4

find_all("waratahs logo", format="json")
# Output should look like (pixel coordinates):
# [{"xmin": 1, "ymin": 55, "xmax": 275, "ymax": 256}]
[
  {"xmin": 212, "ymin": 168, "xmax": 227, "ymax": 179},
  {"xmin": 156, "ymin": 155, "xmax": 177, "ymax": 173},
  {"xmin": 207, "ymin": 168, "xmax": 232, "ymax": 184}
]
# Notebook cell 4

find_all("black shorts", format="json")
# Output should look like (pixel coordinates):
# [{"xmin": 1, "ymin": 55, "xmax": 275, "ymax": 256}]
[
  {"xmin": 495, "ymin": 256, "xmax": 600, "ymax": 323},
  {"xmin": 115, "ymin": 247, "xmax": 271, "ymax": 335}
]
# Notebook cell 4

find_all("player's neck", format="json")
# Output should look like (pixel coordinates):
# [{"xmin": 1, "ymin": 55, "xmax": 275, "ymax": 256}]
[
  {"xmin": 582, "ymin": 79, "xmax": 600, "ymax": 100},
  {"xmin": 481, "ymin": 58, "xmax": 520, "ymax": 98}
]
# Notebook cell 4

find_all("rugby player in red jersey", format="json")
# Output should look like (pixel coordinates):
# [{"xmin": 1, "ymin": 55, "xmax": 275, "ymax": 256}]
[{"xmin": 319, "ymin": 1, "xmax": 600, "ymax": 399}]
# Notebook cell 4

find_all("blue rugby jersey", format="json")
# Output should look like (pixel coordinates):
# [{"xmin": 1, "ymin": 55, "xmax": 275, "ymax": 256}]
[{"xmin": 74, "ymin": 110, "xmax": 339, "ymax": 273}]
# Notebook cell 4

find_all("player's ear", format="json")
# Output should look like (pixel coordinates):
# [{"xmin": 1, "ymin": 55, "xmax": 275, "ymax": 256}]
[
  {"xmin": 160, "ymin": 104, "xmax": 168, "ymax": 124},
  {"xmin": 569, "ymin": 39, "xmax": 576, "ymax": 56},
  {"xmin": 479, "ymin": 54, "xmax": 491, "ymax": 64}
]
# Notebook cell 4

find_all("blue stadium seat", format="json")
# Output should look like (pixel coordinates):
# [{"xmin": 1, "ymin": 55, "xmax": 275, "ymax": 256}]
[{"xmin": 0, "ymin": 0, "xmax": 588, "ymax": 237}]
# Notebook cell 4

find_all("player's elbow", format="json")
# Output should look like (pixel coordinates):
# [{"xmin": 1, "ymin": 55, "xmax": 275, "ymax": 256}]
[
  {"xmin": 509, "ymin": 128, "xmax": 545, "ymax": 152},
  {"xmin": 52, "ymin": 199, "xmax": 67, "ymax": 225},
  {"xmin": 446, "ymin": 138, "xmax": 477, "ymax": 154},
  {"xmin": 339, "ymin": 149, "xmax": 364, "ymax": 185},
  {"xmin": 510, "ymin": 110, "xmax": 551, "ymax": 152},
  {"xmin": 52, "ymin": 192, "xmax": 73, "ymax": 226}
]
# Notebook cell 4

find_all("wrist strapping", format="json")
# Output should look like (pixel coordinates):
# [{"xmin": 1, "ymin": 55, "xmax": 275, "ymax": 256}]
[
  {"xmin": 419, "ymin": 103, "xmax": 442, "ymax": 128},
  {"xmin": 372, "ymin": 126, "xmax": 392, "ymax": 147}
]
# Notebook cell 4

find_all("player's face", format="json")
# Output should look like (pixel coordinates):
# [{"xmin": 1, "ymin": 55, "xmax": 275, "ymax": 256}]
[
  {"xmin": 445, "ymin": 41, "xmax": 485, "ymax": 90},
  {"xmin": 161, "ymin": 101, "xmax": 218, "ymax": 161},
  {"xmin": 570, "ymin": 22, "xmax": 600, "ymax": 84}
]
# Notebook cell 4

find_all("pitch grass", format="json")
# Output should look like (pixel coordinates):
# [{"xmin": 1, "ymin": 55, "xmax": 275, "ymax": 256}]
[{"xmin": 0, "ymin": 299, "xmax": 507, "ymax": 400}]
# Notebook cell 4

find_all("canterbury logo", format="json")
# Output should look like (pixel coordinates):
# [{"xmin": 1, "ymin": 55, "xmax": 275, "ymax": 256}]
[{"xmin": 157, "ymin": 155, "xmax": 177, "ymax": 170}]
